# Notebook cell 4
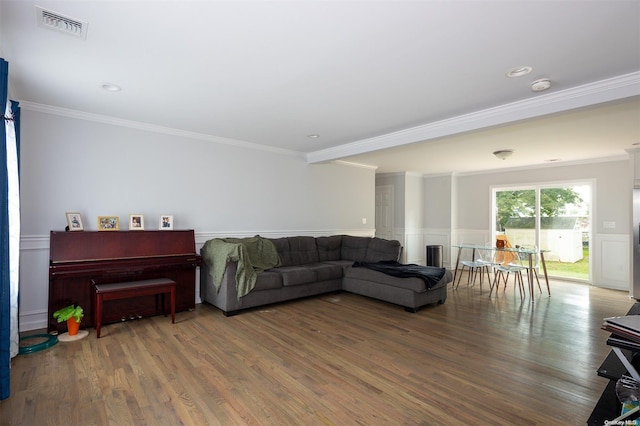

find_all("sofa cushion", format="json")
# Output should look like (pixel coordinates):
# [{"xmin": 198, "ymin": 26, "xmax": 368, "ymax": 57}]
[
  {"xmin": 274, "ymin": 266, "xmax": 317, "ymax": 286},
  {"xmin": 366, "ymin": 237, "xmax": 401, "ymax": 263},
  {"xmin": 304, "ymin": 263, "xmax": 344, "ymax": 282},
  {"xmin": 344, "ymin": 266, "xmax": 427, "ymax": 293},
  {"xmin": 269, "ymin": 237, "xmax": 292, "ymax": 266},
  {"xmin": 287, "ymin": 236, "xmax": 319, "ymax": 265},
  {"xmin": 341, "ymin": 235, "xmax": 371, "ymax": 262},
  {"xmin": 323, "ymin": 260, "xmax": 355, "ymax": 272},
  {"xmin": 317, "ymin": 235, "xmax": 343, "ymax": 261},
  {"xmin": 253, "ymin": 271, "xmax": 284, "ymax": 291}
]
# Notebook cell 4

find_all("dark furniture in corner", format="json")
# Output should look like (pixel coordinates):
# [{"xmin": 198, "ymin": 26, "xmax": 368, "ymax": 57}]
[
  {"xmin": 588, "ymin": 303, "xmax": 640, "ymax": 425},
  {"xmin": 48, "ymin": 230, "xmax": 200, "ymax": 333}
]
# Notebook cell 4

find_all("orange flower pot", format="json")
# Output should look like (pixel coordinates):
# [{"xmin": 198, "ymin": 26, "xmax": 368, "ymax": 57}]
[{"xmin": 67, "ymin": 317, "xmax": 80, "ymax": 336}]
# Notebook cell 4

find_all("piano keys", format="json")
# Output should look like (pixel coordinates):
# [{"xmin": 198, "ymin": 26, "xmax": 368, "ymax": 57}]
[{"xmin": 48, "ymin": 229, "xmax": 201, "ymax": 333}]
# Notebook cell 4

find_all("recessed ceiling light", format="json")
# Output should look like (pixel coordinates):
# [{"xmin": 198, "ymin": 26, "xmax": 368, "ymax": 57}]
[
  {"xmin": 307, "ymin": 134, "xmax": 320, "ymax": 139},
  {"xmin": 506, "ymin": 66, "xmax": 533, "ymax": 78},
  {"xmin": 545, "ymin": 158, "xmax": 561, "ymax": 163},
  {"xmin": 531, "ymin": 78, "xmax": 551, "ymax": 92},
  {"xmin": 100, "ymin": 83, "xmax": 121, "ymax": 92}
]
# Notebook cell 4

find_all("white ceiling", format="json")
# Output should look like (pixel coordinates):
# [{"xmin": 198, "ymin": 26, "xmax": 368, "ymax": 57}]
[{"xmin": 1, "ymin": 0, "xmax": 639, "ymax": 174}]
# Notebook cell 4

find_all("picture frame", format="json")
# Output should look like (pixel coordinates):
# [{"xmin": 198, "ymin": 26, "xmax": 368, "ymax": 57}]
[
  {"xmin": 159, "ymin": 215, "xmax": 173, "ymax": 230},
  {"xmin": 65, "ymin": 212, "xmax": 84, "ymax": 231},
  {"xmin": 97, "ymin": 216, "xmax": 120, "ymax": 231},
  {"xmin": 129, "ymin": 214, "xmax": 144, "ymax": 230}
]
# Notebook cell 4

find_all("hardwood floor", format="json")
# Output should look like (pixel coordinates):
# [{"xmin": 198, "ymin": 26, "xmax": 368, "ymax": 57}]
[{"xmin": 1, "ymin": 277, "xmax": 635, "ymax": 425}]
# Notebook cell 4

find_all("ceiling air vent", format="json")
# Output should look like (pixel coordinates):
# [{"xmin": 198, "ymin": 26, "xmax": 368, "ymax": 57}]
[{"xmin": 35, "ymin": 6, "xmax": 87, "ymax": 40}]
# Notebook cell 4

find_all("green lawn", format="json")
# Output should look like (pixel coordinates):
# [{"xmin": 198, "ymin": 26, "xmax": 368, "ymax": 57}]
[{"xmin": 543, "ymin": 247, "xmax": 589, "ymax": 280}]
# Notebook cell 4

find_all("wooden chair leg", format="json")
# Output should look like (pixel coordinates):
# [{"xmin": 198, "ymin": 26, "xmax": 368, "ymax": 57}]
[
  {"xmin": 515, "ymin": 272, "xmax": 524, "ymax": 299},
  {"xmin": 491, "ymin": 270, "xmax": 505, "ymax": 295},
  {"xmin": 455, "ymin": 266, "xmax": 465, "ymax": 289},
  {"xmin": 489, "ymin": 273, "xmax": 497, "ymax": 296},
  {"xmin": 534, "ymin": 270, "xmax": 542, "ymax": 292}
]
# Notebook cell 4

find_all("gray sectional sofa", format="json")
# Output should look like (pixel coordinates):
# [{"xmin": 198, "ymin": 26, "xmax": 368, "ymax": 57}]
[{"xmin": 200, "ymin": 235, "xmax": 451, "ymax": 316}]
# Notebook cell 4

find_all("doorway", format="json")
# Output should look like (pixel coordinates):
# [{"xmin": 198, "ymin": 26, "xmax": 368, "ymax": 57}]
[
  {"xmin": 375, "ymin": 185, "xmax": 394, "ymax": 241},
  {"xmin": 492, "ymin": 182, "xmax": 592, "ymax": 282}
]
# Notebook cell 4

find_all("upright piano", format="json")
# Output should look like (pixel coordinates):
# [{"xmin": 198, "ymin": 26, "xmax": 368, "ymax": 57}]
[{"xmin": 48, "ymin": 229, "xmax": 201, "ymax": 333}]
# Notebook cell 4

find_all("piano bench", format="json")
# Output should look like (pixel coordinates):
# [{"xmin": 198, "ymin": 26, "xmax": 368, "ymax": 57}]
[{"xmin": 92, "ymin": 278, "xmax": 176, "ymax": 338}]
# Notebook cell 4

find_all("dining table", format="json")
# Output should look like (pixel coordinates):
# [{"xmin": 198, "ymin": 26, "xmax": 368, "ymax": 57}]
[{"xmin": 452, "ymin": 243, "xmax": 550, "ymax": 302}]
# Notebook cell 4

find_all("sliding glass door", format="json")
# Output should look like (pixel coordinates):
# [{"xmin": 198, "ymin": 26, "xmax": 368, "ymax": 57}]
[{"xmin": 492, "ymin": 182, "xmax": 591, "ymax": 282}]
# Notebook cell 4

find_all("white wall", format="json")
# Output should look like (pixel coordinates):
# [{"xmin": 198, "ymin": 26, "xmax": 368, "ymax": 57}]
[{"xmin": 19, "ymin": 108, "xmax": 376, "ymax": 330}]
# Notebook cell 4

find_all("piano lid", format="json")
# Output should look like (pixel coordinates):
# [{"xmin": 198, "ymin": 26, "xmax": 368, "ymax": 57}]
[{"xmin": 50, "ymin": 230, "xmax": 197, "ymax": 264}]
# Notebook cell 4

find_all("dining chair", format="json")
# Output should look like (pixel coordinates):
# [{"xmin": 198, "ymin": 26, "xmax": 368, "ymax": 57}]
[
  {"xmin": 490, "ymin": 247, "xmax": 526, "ymax": 298},
  {"xmin": 455, "ymin": 245, "xmax": 493, "ymax": 292},
  {"xmin": 519, "ymin": 245, "xmax": 542, "ymax": 294}
]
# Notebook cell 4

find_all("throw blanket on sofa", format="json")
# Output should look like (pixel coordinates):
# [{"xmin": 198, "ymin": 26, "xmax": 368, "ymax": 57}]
[
  {"xmin": 352, "ymin": 260, "xmax": 446, "ymax": 289},
  {"xmin": 201, "ymin": 236, "xmax": 280, "ymax": 298}
]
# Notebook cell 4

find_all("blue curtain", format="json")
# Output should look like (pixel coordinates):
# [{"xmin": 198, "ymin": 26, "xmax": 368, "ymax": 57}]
[{"xmin": 1, "ymin": 57, "xmax": 20, "ymax": 400}]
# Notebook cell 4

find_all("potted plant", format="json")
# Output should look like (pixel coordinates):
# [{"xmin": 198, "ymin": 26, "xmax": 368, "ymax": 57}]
[{"xmin": 53, "ymin": 304, "xmax": 84, "ymax": 336}]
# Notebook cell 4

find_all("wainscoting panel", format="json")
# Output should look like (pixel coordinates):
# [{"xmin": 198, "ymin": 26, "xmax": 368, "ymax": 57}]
[
  {"xmin": 19, "ymin": 235, "xmax": 50, "ymax": 331},
  {"xmin": 593, "ymin": 233, "xmax": 630, "ymax": 291},
  {"xmin": 404, "ymin": 231, "xmax": 425, "ymax": 265}
]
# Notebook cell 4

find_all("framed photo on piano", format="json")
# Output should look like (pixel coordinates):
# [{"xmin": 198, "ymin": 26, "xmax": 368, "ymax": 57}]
[
  {"xmin": 65, "ymin": 212, "xmax": 84, "ymax": 231},
  {"xmin": 159, "ymin": 215, "xmax": 173, "ymax": 230},
  {"xmin": 97, "ymin": 216, "xmax": 120, "ymax": 231},
  {"xmin": 129, "ymin": 214, "xmax": 144, "ymax": 230}
]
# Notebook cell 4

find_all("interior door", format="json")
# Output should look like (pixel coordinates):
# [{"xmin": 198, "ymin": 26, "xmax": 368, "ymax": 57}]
[{"xmin": 375, "ymin": 185, "xmax": 394, "ymax": 241}]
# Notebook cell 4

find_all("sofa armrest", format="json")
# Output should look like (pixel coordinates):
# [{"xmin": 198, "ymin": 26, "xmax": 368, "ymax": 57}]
[{"xmin": 200, "ymin": 260, "xmax": 242, "ymax": 315}]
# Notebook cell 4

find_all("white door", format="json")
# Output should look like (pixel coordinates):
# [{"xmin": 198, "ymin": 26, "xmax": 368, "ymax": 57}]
[{"xmin": 375, "ymin": 185, "xmax": 394, "ymax": 241}]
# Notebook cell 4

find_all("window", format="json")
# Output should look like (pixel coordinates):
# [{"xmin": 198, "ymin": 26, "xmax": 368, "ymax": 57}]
[{"xmin": 492, "ymin": 182, "xmax": 591, "ymax": 282}]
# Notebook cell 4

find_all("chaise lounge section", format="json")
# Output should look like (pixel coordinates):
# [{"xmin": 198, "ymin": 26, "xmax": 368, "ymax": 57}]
[{"xmin": 200, "ymin": 235, "xmax": 451, "ymax": 316}]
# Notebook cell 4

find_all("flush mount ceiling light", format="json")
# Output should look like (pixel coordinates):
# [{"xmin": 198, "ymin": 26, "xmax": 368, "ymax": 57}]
[
  {"xmin": 531, "ymin": 78, "xmax": 551, "ymax": 92},
  {"xmin": 493, "ymin": 149, "xmax": 514, "ymax": 160},
  {"xmin": 100, "ymin": 83, "xmax": 121, "ymax": 92},
  {"xmin": 506, "ymin": 66, "xmax": 533, "ymax": 78},
  {"xmin": 307, "ymin": 134, "xmax": 320, "ymax": 139}
]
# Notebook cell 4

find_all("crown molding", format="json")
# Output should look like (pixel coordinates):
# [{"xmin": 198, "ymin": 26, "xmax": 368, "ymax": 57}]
[
  {"xmin": 332, "ymin": 160, "xmax": 378, "ymax": 170},
  {"xmin": 306, "ymin": 71, "xmax": 640, "ymax": 164},
  {"xmin": 18, "ymin": 101, "xmax": 305, "ymax": 159}
]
